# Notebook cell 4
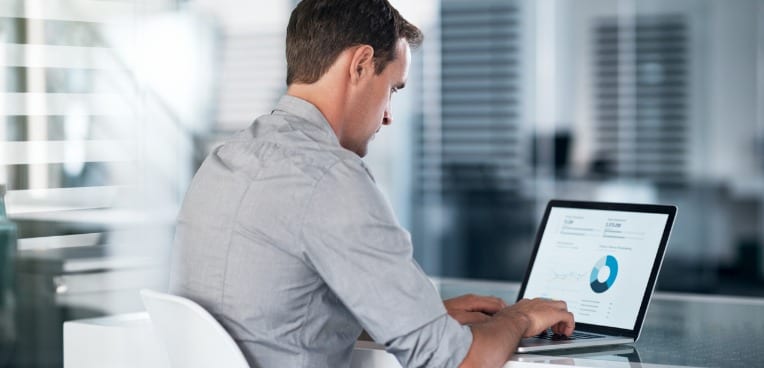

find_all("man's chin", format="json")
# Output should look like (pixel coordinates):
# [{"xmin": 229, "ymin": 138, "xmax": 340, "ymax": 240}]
[
  {"xmin": 345, "ymin": 144, "xmax": 368, "ymax": 158},
  {"xmin": 355, "ymin": 138, "xmax": 375, "ymax": 157}
]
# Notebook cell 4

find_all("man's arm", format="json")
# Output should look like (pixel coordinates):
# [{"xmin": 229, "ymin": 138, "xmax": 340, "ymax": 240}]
[{"xmin": 459, "ymin": 298, "xmax": 575, "ymax": 368}]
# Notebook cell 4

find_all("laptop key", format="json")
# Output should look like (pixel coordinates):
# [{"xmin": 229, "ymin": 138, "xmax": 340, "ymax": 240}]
[{"xmin": 536, "ymin": 330, "xmax": 601, "ymax": 340}]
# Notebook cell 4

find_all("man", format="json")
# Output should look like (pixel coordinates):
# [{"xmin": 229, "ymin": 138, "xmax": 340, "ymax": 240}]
[{"xmin": 169, "ymin": 0, "xmax": 574, "ymax": 367}]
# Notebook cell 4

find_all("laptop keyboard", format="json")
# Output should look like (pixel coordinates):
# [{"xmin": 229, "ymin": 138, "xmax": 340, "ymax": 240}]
[{"xmin": 535, "ymin": 330, "xmax": 602, "ymax": 341}]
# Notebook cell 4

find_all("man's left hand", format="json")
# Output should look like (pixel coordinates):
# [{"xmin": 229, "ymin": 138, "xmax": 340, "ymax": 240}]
[{"xmin": 444, "ymin": 294, "xmax": 507, "ymax": 325}]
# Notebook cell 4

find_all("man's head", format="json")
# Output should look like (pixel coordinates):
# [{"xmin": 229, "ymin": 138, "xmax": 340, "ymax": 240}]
[
  {"xmin": 286, "ymin": 0, "xmax": 422, "ymax": 86},
  {"xmin": 286, "ymin": 0, "xmax": 423, "ymax": 157}
]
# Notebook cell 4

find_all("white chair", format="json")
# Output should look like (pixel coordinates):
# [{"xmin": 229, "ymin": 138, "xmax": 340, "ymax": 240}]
[
  {"xmin": 64, "ymin": 312, "xmax": 170, "ymax": 368},
  {"xmin": 140, "ymin": 289, "xmax": 250, "ymax": 368}
]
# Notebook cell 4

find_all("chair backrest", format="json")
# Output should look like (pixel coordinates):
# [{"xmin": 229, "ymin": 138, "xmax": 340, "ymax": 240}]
[{"xmin": 140, "ymin": 289, "xmax": 250, "ymax": 368}]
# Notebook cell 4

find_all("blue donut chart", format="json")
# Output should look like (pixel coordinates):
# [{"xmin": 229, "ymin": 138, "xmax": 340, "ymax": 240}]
[{"xmin": 589, "ymin": 255, "xmax": 619, "ymax": 293}]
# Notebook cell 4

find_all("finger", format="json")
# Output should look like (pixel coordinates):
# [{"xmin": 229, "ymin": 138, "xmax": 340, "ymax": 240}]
[
  {"xmin": 446, "ymin": 294, "xmax": 505, "ymax": 313},
  {"xmin": 464, "ymin": 296, "xmax": 506, "ymax": 313},
  {"xmin": 552, "ymin": 321, "xmax": 570, "ymax": 336},
  {"xmin": 493, "ymin": 295, "xmax": 508, "ymax": 308},
  {"xmin": 444, "ymin": 294, "xmax": 481, "ymax": 308},
  {"xmin": 452, "ymin": 311, "xmax": 491, "ymax": 325},
  {"xmin": 537, "ymin": 298, "xmax": 569, "ymax": 314},
  {"xmin": 548, "ymin": 299, "xmax": 568, "ymax": 311},
  {"xmin": 565, "ymin": 312, "xmax": 576, "ymax": 336},
  {"xmin": 559, "ymin": 312, "xmax": 575, "ymax": 335}
]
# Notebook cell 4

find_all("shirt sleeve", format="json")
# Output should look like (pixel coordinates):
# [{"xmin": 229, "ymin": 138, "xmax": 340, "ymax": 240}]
[
  {"xmin": 387, "ymin": 314, "xmax": 473, "ymax": 367},
  {"xmin": 298, "ymin": 158, "xmax": 472, "ymax": 366}
]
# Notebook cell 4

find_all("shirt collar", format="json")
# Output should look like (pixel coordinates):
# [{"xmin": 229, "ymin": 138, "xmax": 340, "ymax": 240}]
[
  {"xmin": 272, "ymin": 94, "xmax": 339, "ymax": 146},
  {"xmin": 272, "ymin": 95, "xmax": 373, "ymax": 178}
]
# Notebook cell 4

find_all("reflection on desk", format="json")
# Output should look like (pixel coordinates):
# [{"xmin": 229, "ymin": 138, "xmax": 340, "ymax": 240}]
[
  {"xmin": 435, "ymin": 278, "xmax": 764, "ymax": 368},
  {"xmin": 515, "ymin": 346, "xmax": 639, "ymax": 367}
]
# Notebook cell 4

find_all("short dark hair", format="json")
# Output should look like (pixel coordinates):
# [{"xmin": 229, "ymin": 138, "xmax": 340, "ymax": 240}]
[{"xmin": 286, "ymin": 0, "xmax": 423, "ymax": 86}]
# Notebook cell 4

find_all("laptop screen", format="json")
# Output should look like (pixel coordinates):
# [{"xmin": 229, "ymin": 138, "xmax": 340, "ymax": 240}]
[{"xmin": 521, "ymin": 205, "xmax": 670, "ymax": 331}]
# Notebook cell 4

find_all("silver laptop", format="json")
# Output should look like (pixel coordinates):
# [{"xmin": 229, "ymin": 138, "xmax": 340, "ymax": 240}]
[
  {"xmin": 516, "ymin": 345, "xmax": 640, "ymax": 365},
  {"xmin": 516, "ymin": 200, "xmax": 676, "ymax": 353}
]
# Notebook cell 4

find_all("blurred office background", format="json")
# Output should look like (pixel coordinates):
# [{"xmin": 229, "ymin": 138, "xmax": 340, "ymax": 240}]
[{"xmin": 0, "ymin": 0, "xmax": 762, "ymax": 366}]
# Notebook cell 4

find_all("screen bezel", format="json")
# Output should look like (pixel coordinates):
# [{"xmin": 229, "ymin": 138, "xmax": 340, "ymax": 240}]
[{"xmin": 516, "ymin": 199, "xmax": 677, "ymax": 339}]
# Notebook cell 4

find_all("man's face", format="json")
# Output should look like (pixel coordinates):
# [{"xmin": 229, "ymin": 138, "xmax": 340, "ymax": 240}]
[{"xmin": 343, "ymin": 39, "xmax": 411, "ymax": 157}]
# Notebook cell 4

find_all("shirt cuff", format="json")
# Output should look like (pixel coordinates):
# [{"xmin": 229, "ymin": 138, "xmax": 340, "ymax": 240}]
[{"xmin": 385, "ymin": 314, "xmax": 473, "ymax": 368}]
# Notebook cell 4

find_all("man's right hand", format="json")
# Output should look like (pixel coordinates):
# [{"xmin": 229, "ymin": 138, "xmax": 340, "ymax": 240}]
[
  {"xmin": 501, "ymin": 298, "xmax": 575, "ymax": 337},
  {"xmin": 458, "ymin": 298, "xmax": 575, "ymax": 368}
]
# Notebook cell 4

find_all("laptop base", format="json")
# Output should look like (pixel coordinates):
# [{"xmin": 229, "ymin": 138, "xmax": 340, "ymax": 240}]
[{"xmin": 517, "ymin": 335, "xmax": 634, "ymax": 353}]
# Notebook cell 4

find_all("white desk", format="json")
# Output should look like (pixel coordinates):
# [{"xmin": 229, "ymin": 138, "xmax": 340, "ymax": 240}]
[
  {"xmin": 64, "ymin": 313, "xmax": 403, "ymax": 368},
  {"xmin": 65, "ymin": 279, "xmax": 764, "ymax": 367},
  {"xmin": 437, "ymin": 278, "xmax": 764, "ymax": 368},
  {"xmin": 63, "ymin": 313, "xmax": 687, "ymax": 368}
]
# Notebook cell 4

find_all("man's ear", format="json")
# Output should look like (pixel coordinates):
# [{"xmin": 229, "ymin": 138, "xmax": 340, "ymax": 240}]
[{"xmin": 349, "ymin": 45, "xmax": 375, "ymax": 84}]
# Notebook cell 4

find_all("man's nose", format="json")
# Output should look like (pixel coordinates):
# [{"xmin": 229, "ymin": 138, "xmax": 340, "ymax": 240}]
[{"xmin": 382, "ymin": 109, "xmax": 393, "ymax": 126}]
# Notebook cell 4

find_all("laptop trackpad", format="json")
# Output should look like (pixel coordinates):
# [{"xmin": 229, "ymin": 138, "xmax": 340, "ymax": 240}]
[{"xmin": 517, "ymin": 330, "xmax": 633, "ymax": 352}]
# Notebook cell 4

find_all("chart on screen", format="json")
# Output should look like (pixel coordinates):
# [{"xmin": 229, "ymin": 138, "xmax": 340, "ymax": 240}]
[{"xmin": 523, "ymin": 207, "xmax": 668, "ymax": 330}]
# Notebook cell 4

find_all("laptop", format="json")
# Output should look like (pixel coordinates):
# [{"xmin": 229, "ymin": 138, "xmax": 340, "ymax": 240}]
[
  {"xmin": 515, "ymin": 345, "xmax": 640, "ymax": 366},
  {"xmin": 515, "ymin": 200, "xmax": 677, "ymax": 353}
]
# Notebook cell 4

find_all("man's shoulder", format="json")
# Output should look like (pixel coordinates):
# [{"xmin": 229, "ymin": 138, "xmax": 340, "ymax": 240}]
[{"xmin": 211, "ymin": 113, "xmax": 366, "ymax": 185}]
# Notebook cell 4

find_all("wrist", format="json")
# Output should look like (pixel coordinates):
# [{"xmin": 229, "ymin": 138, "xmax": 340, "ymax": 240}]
[
  {"xmin": 496, "ymin": 309, "xmax": 531, "ymax": 338},
  {"xmin": 460, "ymin": 309, "xmax": 530, "ymax": 367}
]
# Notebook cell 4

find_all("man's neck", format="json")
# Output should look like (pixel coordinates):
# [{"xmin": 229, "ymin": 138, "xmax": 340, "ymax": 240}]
[{"xmin": 286, "ymin": 82, "xmax": 346, "ymax": 141}]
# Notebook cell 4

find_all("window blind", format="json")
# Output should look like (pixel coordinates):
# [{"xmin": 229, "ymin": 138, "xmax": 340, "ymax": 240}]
[
  {"xmin": 215, "ymin": 32, "xmax": 286, "ymax": 133},
  {"xmin": 592, "ymin": 15, "xmax": 689, "ymax": 184},
  {"xmin": 0, "ymin": 0, "xmax": 180, "ymax": 250},
  {"xmin": 416, "ymin": 0, "xmax": 523, "ymax": 204}
]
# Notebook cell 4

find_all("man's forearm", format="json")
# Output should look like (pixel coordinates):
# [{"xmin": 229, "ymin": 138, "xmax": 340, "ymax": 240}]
[{"xmin": 459, "ymin": 310, "xmax": 530, "ymax": 368}]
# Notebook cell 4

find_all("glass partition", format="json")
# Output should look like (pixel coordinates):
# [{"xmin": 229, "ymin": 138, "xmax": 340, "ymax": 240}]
[{"xmin": 0, "ymin": 0, "xmax": 762, "ymax": 365}]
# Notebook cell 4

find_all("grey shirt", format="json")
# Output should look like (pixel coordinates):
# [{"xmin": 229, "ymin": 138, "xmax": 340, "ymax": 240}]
[{"xmin": 169, "ymin": 95, "xmax": 472, "ymax": 368}]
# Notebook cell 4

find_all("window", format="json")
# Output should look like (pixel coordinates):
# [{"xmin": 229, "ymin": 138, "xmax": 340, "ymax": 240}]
[
  {"xmin": 412, "ymin": 0, "xmax": 533, "ymax": 280},
  {"xmin": 419, "ymin": 0, "xmax": 525, "ymax": 203},
  {"xmin": 0, "ymin": 0, "xmax": 217, "ymax": 364},
  {"xmin": 591, "ymin": 15, "xmax": 690, "ymax": 184}
]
